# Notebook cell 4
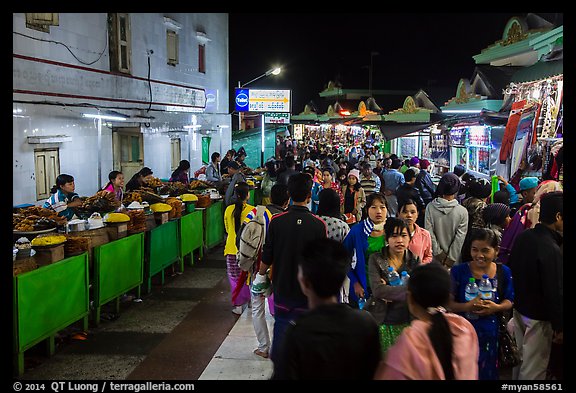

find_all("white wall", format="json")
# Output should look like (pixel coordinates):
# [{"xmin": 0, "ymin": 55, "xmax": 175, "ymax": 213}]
[
  {"xmin": 13, "ymin": 13, "xmax": 230, "ymax": 205},
  {"xmin": 12, "ymin": 104, "xmax": 114, "ymax": 205}
]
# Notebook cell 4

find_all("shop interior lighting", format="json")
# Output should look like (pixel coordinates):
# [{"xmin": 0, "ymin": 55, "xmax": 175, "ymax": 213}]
[{"xmin": 82, "ymin": 113, "xmax": 127, "ymax": 121}]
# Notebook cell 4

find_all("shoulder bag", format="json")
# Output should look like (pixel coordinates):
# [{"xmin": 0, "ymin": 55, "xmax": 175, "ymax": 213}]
[{"xmin": 496, "ymin": 263, "xmax": 521, "ymax": 369}]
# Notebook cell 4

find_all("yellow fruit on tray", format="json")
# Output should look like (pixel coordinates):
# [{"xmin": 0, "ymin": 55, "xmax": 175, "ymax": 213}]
[
  {"xmin": 31, "ymin": 235, "xmax": 67, "ymax": 247},
  {"xmin": 180, "ymin": 194, "xmax": 198, "ymax": 202},
  {"xmin": 104, "ymin": 213, "xmax": 131, "ymax": 223},
  {"xmin": 150, "ymin": 203, "xmax": 173, "ymax": 213}
]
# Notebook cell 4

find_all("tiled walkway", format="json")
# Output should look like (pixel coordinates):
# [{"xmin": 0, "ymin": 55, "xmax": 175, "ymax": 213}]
[
  {"xmin": 199, "ymin": 303, "xmax": 274, "ymax": 380},
  {"xmin": 16, "ymin": 244, "xmax": 273, "ymax": 380}
]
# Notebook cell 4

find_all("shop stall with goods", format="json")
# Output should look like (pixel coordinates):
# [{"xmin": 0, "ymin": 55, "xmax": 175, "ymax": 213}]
[
  {"xmin": 447, "ymin": 123, "xmax": 505, "ymax": 179},
  {"xmin": 12, "ymin": 176, "xmax": 226, "ymax": 376},
  {"xmin": 500, "ymin": 73, "xmax": 563, "ymax": 187}
]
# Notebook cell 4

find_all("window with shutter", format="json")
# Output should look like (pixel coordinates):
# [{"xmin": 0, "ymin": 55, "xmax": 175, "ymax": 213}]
[
  {"xmin": 198, "ymin": 44, "xmax": 206, "ymax": 74},
  {"xmin": 26, "ymin": 13, "xmax": 59, "ymax": 33},
  {"xmin": 167, "ymin": 30, "xmax": 179, "ymax": 66},
  {"xmin": 108, "ymin": 13, "xmax": 132, "ymax": 74}
]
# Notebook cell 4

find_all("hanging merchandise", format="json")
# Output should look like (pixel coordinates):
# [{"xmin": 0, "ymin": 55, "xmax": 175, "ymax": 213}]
[
  {"xmin": 510, "ymin": 109, "xmax": 536, "ymax": 179},
  {"xmin": 500, "ymin": 100, "xmax": 526, "ymax": 163}
]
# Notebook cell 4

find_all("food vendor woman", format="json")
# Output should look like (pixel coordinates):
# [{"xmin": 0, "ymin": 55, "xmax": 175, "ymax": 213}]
[
  {"xmin": 43, "ymin": 174, "xmax": 83, "ymax": 220},
  {"xmin": 169, "ymin": 160, "xmax": 191, "ymax": 185},
  {"xmin": 125, "ymin": 167, "xmax": 154, "ymax": 192},
  {"xmin": 101, "ymin": 170, "xmax": 125, "ymax": 203}
]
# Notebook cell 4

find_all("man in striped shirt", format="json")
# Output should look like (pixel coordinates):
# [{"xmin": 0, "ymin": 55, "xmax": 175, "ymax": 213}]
[{"xmin": 359, "ymin": 162, "xmax": 381, "ymax": 198}]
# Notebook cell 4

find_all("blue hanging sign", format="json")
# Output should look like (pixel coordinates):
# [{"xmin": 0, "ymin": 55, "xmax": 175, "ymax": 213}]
[{"xmin": 235, "ymin": 88, "xmax": 250, "ymax": 112}]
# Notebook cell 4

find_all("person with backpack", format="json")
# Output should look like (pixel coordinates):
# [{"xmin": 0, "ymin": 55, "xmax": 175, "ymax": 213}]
[
  {"xmin": 235, "ymin": 183, "xmax": 290, "ymax": 359},
  {"xmin": 257, "ymin": 173, "xmax": 327, "ymax": 367},
  {"xmin": 223, "ymin": 182, "xmax": 254, "ymax": 315}
]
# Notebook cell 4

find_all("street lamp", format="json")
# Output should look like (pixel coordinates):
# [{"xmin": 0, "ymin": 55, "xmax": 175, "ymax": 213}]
[{"xmin": 237, "ymin": 67, "xmax": 282, "ymax": 167}]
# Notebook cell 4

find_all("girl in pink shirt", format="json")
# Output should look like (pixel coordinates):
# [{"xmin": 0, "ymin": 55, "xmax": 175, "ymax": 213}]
[
  {"xmin": 398, "ymin": 199, "xmax": 433, "ymax": 263},
  {"xmin": 102, "ymin": 170, "xmax": 124, "ymax": 204},
  {"xmin": 374, "ymin": 263, "xmax": 479, "ymax": 380}
]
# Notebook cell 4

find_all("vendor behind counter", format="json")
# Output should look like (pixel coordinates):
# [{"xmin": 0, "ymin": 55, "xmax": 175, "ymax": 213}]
[{"xmin": 42, "ymin": 174, "xmax": 83, "ymax": 220}]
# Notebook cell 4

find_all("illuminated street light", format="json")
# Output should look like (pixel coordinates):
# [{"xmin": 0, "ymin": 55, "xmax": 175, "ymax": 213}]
[{"xmin": 237, "ymin": 67, "xmax": 283, "ymax": 167}]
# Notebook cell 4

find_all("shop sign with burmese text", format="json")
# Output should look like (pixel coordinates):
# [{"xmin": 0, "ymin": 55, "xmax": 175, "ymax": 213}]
[{"xmin": 264, "ymin": 112, "xmax": 290, "ymax": 124}]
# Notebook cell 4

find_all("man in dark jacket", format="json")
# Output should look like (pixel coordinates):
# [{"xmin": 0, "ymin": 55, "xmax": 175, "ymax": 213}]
[
  {"xmin": 272, "ymin": 238, "xmax": 380, "ymax": 379},
  {"xmin": 257, "ymin": 173, "xmax": 327, "ymax": 367},
  {"xmin": 508, "ymin": 191, "xmax": 563, "ymax": 380},
  {"xmin": 396, "ymin": 168, "xmax": 426, "ymax": 223},
  {"xmin": 414, "ymin": 159, "xmax": 436, "ymax": 206}
]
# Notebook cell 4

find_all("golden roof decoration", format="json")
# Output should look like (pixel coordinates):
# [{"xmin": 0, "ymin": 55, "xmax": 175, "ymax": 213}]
[
  {"xmin": 386, "ymin": 96, "xmax": 432, "ymax": 115},
  {"xmin": 358, "ymin": 101, "xmax": 367, "ymax": 117},
  {"xmin": 299, "ymin": 104, "xmax": 316, "ymax": 115},
  {"xmin": 326, "ymin": 104, "xmax": 336, "ymax": 116},
  {"xmin": 502, "ymin": 19, "xmax": 529, "ymax": 46},
  {"xmin": 444, "ymin": 79, "xmax": 482, "ymax": 106}
]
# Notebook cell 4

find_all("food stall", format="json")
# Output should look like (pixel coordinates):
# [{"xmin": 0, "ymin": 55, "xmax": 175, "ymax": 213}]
[{"xmin": 12, "ymin": 177, "xmax": 223, "ymax": 374}]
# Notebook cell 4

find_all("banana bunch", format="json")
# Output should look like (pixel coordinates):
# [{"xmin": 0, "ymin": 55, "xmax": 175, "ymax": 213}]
[
  {"xmin": 31, "ymin": 234, "xmax": 67, "ymax": 247},
  {"xmin": 150, "ymin": 203, "xmax": 172, "ymax": 213}
]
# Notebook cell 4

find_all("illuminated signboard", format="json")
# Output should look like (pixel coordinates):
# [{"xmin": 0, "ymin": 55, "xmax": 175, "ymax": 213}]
[{"xmin": 235, "ymin": 89, "xmax": 291, "ymax": 113}]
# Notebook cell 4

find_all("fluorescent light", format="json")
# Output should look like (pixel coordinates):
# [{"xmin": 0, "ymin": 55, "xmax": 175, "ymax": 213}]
[
  {"xmin": 82, "ymin": 113, "xmax": 127, "ymax": 121},
  {"xmin": 184, "ymin": 125, "xmax": 201, "ymax": 129},
  {"xmin": 442, "ymin": 109, "xmax": 482, "ymax": 114}
]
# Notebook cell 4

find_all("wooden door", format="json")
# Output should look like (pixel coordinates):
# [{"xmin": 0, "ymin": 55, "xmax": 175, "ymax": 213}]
[
  {"xmin": 113, "ymin": 127, "xmax": 143, "ymax": 182},
  {"xmin": 34, "ymin": 148, "xmax": 59, "ymax": 200}
]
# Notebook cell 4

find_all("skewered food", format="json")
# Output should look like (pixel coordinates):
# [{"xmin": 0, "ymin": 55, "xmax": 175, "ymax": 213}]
[
  {"xmin": 81, "ymin": 191, "xmax": 121, "ymax": 213},
  {"xmin": 126, "ymin": 210, "xmax": 147, "ymax": 233}
]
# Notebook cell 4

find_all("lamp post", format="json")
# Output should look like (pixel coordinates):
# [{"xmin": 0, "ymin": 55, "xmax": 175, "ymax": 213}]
[{"xmin": 236, "ymin": 67, "xmax": 282, "ymax": 166}]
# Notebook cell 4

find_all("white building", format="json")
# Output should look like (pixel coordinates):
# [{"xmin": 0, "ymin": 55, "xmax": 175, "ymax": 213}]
[{"xmin": 13, "ymin": 13, "xmax": 231, "ymax": 206}]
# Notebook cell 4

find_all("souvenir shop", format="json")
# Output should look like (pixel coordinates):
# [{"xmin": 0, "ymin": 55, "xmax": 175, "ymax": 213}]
[{"xmin": 500, "ymin": 72, "xmax": 563, "ymax": 186}]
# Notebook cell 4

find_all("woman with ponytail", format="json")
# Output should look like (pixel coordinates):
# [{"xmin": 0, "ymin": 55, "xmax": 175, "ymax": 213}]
[
  {"xmin": 374, "ymin": 263, "xmax": 479, "ymax": 380},
  {"xmin": 223, "ymin": 182, "xmax": 254, "ymax": 314},
  {"xmin": 43, "ymin": 174, "xmax": 83, "ymax": 220}
]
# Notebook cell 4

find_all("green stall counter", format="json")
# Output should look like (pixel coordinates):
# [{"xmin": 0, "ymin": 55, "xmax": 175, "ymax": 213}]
[
  {"xmin": 93, "ymin": 232, "xmax": 145, "ymax": 325},
  {"xmin": 204, "ymin": 200, "xmax": 224, "ymax": 249},
  {"xmin": 144, "ymin": 219, "xmax": 181, "ymax": 293},
  {"xmin": 179, "ymin": 210, "xmax": 203, "ymax": 266},
  {"xmin": 13, "ymin": 253, "xmax": 90, "ymax": 376}
]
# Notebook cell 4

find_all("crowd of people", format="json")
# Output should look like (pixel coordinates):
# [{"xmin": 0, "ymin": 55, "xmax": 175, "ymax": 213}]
[
  {"xmin": 40, "ymin": 136, "xmax": 563, "ymax": 381},
  {"xmin": 218, "ymin": 137, "xmax": 563, "ymax": 381}
]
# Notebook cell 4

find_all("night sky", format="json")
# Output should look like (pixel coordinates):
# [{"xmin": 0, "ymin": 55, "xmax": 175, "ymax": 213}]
[{"xmin": 228, "ymin": 12, "xmax": 562, "ymax": 115}]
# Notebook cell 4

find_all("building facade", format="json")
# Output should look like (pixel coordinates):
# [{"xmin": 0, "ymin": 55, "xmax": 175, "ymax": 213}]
[{"xmin": 13, "ymin": 13, "xmax": 231, "ymax": 205}]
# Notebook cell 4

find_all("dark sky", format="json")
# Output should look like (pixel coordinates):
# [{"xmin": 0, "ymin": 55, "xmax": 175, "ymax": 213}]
[{"xmin": 228, "ymin": 12, "xmax": 562, "ymax": 115}]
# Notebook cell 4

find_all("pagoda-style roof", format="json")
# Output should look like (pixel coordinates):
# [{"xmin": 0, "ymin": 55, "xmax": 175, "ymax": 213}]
[
  {"xmin": 473, "ymin": 13, "xmax": 555, "ymax": 66},
  {"xmin": 441, "ymin": 78, "xmax": 503, "ymax": 113},
  {"xmin": 383, "ymin": 96, "xmax": 434, "ymax": 123}
]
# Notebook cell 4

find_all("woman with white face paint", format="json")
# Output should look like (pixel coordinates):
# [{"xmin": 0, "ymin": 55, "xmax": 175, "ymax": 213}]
[{"xmin": 342, "ymin": 192, "xmax": 388, "ymax": 309}]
